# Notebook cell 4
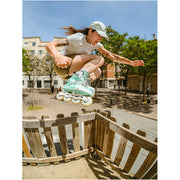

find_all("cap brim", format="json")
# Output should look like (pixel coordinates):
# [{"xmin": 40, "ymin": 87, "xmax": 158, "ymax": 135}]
[{"xmin": 97, "ymin": 30, "xmax": 109, "ymax": 40}]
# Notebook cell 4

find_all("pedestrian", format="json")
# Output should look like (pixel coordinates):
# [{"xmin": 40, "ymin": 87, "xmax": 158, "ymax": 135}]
[
  {"xmin": 114, "ymin": 84, "xmax": 116, "ymax": 90},
  {"xmin": 51, "ymin": 85, "xmax": 54, "ymax": 93},
  {"xmin": 59, "ymin": 86, "xmax": 62, "ymax": 92},
  {"xmin": 146, "ymin": 87, "xmax": 150, "ymax": 97},
  {"xmin": 46, "ymin": 21, "xmax": 144, "ymax": 99},
  {"xmin": 118, "ymin": 86, "xmax": 120, "ymax": 95}
]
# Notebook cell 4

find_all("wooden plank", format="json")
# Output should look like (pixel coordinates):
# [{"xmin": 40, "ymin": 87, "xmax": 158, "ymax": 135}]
[
  {"xmin": 84, "ymin": 120, "xmax": 93, "ymax": 149},
  {"xmin": 99, "ymin": 121, "xmax": 105, "ymax": 151},
  {"xmin": 22, "ymin": 134, "xmax": 32, "ymax": 158},
  {"xmin": 72, "ymin": 123, "xmax": 80, "ymax": 152},
  {"xmin": 23, "ymin": 112, "xmax": 96, "ymax": 128},
  {"xmin": 96, "ymin": 119, "xmax": 101, "ymax": 148},
  {"xmin": 58, "ymin": 125, "xmax": 69, "ymax": 155},
  {"xmin": 99, "ymin": 111, "xmax": 111, "ymax": 151},
  {"xmin": 71, "ymin": 112, "xmax": 80, "ymax": 152},
  {"xmin": 106, "ymin": 129, "xmax": 115, "ymax": 158},
  {"xmin": 114, "ymin": 123, "xmax": 130, "ymax": 166},
  {"xmin": 23, "ymin": 147, "xmax": 94, "ymax": 164},
  {"xmin": 56, "ymin": 114, "xmax": 69, "ymax": 155},
  {"xmin": 134, "ymin": 138, "xmax": 157, "ymax": 179},
  {"xmin": 106, "ymin": 117, "xmax": 116, "ymax": 158},
  {"xmin": 141, "ymin": 161, "xmax": 157, "ymax": 179},
  {"xmin": 90, "ymin": 120, "xmax": 95, "ymax": 147},
  {"xmin": 123, "ymin": 130, "xmax": 146, "ymax": 173},
  {"xmin": 22, "ymin": 134, "xmax": 37, "ymax": 166},
  {"xmin": 99, "ymin": 109, "xmax": 112, "ymax": 154},
  {"xmin": 134, "ymin": 152, "xmax": 157, "ymax": 178},
  {"xmin": 102, "ymin": 124, "xmax": 109, "ymax": 154},
  {"xmin": 95, "ymin": 113, "xmax": 157, "ymax": 154},
  {"xmin": 24, "ymin": 128, "xmax": 47, "ymax": 158},
  {"xmin": 44, "ymin": 127, "xmax": 57, "ymax": 157}
]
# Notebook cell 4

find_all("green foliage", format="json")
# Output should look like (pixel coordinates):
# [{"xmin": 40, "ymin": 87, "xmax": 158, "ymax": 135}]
[
  {"xmin": 121, "ymin": 37, "xmax": 157, "ymax": 77},
  {"xmin": 101, "ymin": 25, "xmax": 128, "ymax": 55},
  {"xmin": 98, "ymin": 26, "xmax": 129, "ymax": 73},
  {"xmin": 27, "ymin": 105, "xmax": 44, "ymax": 111},
  {"xmin": 95, "ymin": 25, "xmax": 157, "ymax": 97},
  {"xmin": 22, "ymin": 48, "xmax": 31, "ymax": 72}
]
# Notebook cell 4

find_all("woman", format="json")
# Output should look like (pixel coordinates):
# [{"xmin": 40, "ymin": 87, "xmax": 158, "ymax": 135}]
[{"xmin": 46, "ymin": 21, "xmax": 144, "ymax": 105}]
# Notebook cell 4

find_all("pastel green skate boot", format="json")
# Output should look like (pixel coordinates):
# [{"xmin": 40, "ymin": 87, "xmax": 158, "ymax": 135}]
[{"xmin": 63, "ymin": 70, "xmax": 95, "ymax": 97}]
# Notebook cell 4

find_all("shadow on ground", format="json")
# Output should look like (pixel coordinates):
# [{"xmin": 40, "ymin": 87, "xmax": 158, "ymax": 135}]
[
  {"xmin": 93, "ymin": 91, "xmax": 156, "ymax": 114},
  {"xmin": 85, "ymin": 153, "xmax": 121, "ymax": 179}
]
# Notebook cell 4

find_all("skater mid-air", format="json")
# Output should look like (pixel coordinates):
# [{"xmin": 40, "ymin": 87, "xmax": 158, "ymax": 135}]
[{"xmin": 46, "ymin": 21, "xmax": 144, "ymax": 106}]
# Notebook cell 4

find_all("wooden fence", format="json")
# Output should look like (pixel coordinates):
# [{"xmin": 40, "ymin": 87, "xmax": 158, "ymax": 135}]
[{"xmin": 22, "ymin": 109, "xmax": 157, "ymax": 179}]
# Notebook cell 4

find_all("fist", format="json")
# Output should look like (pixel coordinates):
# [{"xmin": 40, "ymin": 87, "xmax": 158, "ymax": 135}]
[
  {"xmin": 54, "ymin": 54, "xmax": 72, "ymax": 69},
  {"xmin": 132, "ymin": 60, "xmax": 145, "ymax": 67}
]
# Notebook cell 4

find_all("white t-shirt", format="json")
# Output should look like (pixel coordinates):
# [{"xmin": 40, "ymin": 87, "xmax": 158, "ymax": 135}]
[{"xmin": 60, "ymin": 33, "xmax": 103, "ymax": 56}]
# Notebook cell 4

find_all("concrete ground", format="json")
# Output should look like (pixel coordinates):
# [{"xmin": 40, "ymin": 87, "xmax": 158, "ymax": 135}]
[{"xmin": 23, "ymin": 88, "xmax": 157, "ymax": 120}]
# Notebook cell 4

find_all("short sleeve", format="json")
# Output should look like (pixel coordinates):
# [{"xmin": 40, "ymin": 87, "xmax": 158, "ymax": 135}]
[
  {"xmin": 94, "ymin": 42, "xmax": 103, "ymax": 49},
  {"xmin": 66, "ymin": 33, "xmax": 85, "ymax": 46}
]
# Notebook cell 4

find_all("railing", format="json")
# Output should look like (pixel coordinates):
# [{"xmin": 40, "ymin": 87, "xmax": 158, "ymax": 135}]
[{"xmin": 22, "ymin": 109, "xmax": 157, "ymax": 179}]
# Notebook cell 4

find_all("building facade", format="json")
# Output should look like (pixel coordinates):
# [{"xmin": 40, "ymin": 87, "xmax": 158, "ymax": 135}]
[{"xmin": 23, "ymin": 37, "xmax": 65, "ymax": 90}]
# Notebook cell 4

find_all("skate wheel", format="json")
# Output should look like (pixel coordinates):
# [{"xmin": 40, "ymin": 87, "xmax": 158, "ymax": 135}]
[
  {"xmin": 72, "ymin": 98, "xmax": 81, "ymax": 104},
  {"xmin": 56, "ymin": 93, "xmax": 64, "ymax": 100},
  {"xmin": 81, "ymin": 97, "xmax": 92, "ymax": 107},
  {"xmin": 64, "ymin": 96, "xmax": 71, "ymax": 102}
]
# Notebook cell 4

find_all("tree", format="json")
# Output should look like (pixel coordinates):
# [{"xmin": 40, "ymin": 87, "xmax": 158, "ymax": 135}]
[
  {"xmin": 22, "ymin": 48, "xmax": 31, "ymax": 73},
  {"xmin": 121, "ymin": 36, "xmax": 157, "ymax": 100},
  {"xmin": 22, "ymin": 48, "xmax": 44, "ymax": 106},
  {"xmin": 42, "ymin": 53, "xmax": 56, "ymax": 93}
]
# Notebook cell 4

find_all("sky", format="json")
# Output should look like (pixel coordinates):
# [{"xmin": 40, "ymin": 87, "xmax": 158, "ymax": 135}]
[{"xmin": 23, "ymin": 0, "xmax": 157, "ymax": 41}]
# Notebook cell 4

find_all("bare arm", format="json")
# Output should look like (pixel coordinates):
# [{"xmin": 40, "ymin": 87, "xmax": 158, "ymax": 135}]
[
  {"xmin": 46, "ymin": 38, "xmax": 72, "ymax": 68},
  {"xmin": 97, "ymin": 47, "xmax": 144, "ymax": 67}
]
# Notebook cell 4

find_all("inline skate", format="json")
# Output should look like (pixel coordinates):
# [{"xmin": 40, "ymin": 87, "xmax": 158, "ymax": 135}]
[{"xmin": 56, "ymin": 70, "xmax": 94, "ymax": 106}]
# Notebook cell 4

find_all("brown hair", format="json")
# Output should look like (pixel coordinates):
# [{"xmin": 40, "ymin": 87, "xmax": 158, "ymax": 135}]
[{"xmin": 61, "ymin": 25, "xmax": 95, "ymax": 36}]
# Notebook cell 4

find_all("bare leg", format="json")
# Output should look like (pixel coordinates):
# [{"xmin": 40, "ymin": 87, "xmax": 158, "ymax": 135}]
[
  {"xmin": 89, "ymin": 68, "xmax": 101, "ymax": 82},
  {"xmin": 68, "ymin": 54, "xmax": 104, "ymax": 76}
]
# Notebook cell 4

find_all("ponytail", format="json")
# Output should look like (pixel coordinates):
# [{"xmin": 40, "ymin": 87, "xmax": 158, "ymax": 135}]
[{"xmin": 61, "ymin": 25, "xmax": 95, "ymax": 36}]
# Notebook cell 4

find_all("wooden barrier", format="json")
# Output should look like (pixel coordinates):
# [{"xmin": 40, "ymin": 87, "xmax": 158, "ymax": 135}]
[{"xmin": 22, "ymin": 109, "xmax": 157, "ymax": 179}]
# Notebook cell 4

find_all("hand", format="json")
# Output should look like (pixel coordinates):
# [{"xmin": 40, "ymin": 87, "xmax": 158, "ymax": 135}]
[
  {"xmin": 132, "ymin": 60, "xmax": 145, "ymax": 67},
  {"xmin": 54, "ymin": 53, "xmax": 72, "ymax": 69}
]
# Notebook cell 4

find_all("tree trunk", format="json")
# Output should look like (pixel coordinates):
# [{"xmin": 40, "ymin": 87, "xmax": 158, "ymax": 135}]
[
  {"xmin": 142, "ymin": 70, "xmax": 147, "ymax": 101},
  {"xmin": 49, "ymin": 74, "xmax": 55, "ymax": 94},
  {"xmin": 124, "ymin": 69, "xmax": 129, "ymax": 96},
  {"xmin": 94, "ymin": 78, "xmax": 100, "ymax": 98}
]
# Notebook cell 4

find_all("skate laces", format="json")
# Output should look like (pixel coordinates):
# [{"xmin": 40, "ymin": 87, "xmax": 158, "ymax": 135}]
[{"xmin": 74, "ymin": 71, "xmax": 91, "ymax": 87}]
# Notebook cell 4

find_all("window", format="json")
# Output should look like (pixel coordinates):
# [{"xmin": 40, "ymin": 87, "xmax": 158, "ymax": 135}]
[
  {"xmin": 109, "ymin": 80, "xmax": 114, "ymax": 87},
  {"xmin": 32, "ymin": 42, "xmax": 36, "ymax": 46},
  {"xmin": 38, "ymin": 50, "xmax": 43, "ymax": 55},
  {"xmin": 22, "ymin": 80, "xmax": 24, "ymax": 85},
  {"xmin": 44, "ymin": 80, "xmax": 51, "ymax": 88},
  {"xmin": 28, "ymin": 81, "xmax": 34, "ymax": 88},
  {"xmin": 24, "ymin": 42, "xmax": 28, "ymax": 47},
  {"xmin": 30, "ymin": 50, "xmax": 35, "ymax": 55},
  {"xmin": 37, "ymin": 80, "xmax": 42, "ymax": 88},
  {"xmin": 54, "ymin": 80, "xmax": 58, "ymax": 85}
]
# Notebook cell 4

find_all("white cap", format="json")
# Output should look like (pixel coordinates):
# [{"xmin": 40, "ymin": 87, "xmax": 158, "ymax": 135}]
[{"xmin": 89, "ymin": 21, "xmax": 109, "ymax": 39}]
